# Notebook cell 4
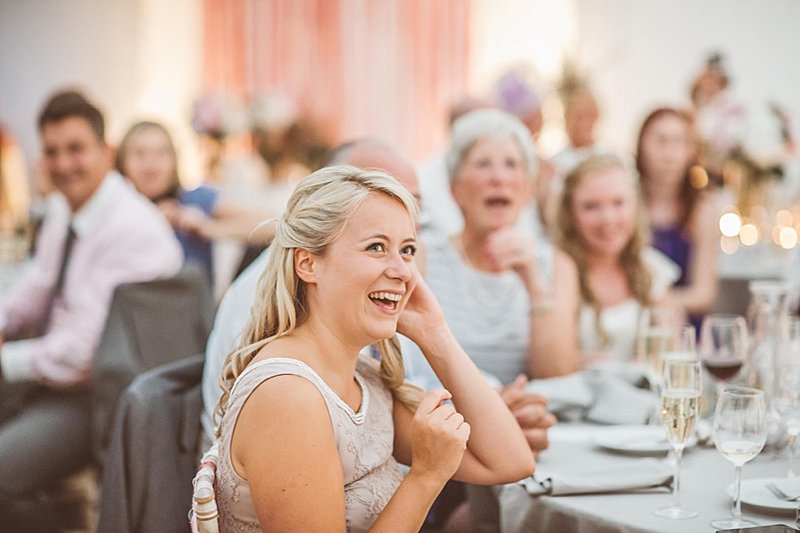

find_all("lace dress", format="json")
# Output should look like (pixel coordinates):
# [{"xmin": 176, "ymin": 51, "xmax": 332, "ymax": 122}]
[{"xmin": 214, "ymin": 355, "xmax": 404, "ymax": 532}]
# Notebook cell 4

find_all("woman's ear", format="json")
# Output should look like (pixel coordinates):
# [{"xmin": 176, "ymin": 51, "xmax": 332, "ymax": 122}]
[{"xmin": 294, "ymin": 248, "xmax": 316, "ymax": 284}]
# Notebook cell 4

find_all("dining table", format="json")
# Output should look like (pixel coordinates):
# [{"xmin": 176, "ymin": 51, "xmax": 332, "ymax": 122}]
[{"xmin": 471, "ymin": 423, "xmax": 799, "ymax": 533}]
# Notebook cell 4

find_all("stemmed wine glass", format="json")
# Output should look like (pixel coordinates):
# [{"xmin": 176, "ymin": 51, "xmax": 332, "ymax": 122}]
[
  {"xmin": 711, "ymin": 386, "xmax": 767, "ymax": 529},
  {"xmin": 654, "ymin": 358, "xmax": 701, "ymax": 519},
  {"xmin": 773, "ymin": 364, "xmax": 800, "ymax": 477},
  {"xmin": 700, "ymin": 314, "xmax": 748, "ymax": 389}
]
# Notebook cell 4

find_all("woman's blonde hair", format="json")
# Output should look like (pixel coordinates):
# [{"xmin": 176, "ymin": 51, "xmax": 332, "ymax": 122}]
[
  {"xmin": 555, "ymin": 154, "xmax": 653, "ymax": 348},
  {"xmin": 214, "ymin": 165, "xmax": 422, "ymax": 434}
]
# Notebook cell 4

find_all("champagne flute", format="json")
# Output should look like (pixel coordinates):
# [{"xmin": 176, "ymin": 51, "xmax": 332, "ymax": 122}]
[
  {"xmin": 654, "ymin": 358, "xmax": 701, "ymax": 519},
  {"xmin": 661, "ymin": 325, "xmax": 697, "ymax": 363},
  {"xmin": 711, "ymin": 386, "xmax": 767, "ymax": 529},
  {"xmin": 637, "ymin": 306, "xmax": 675, "ymax": 389},
  {"xmin": 700, "ymin": 314, "xmax": 748, "ymax": 385}
]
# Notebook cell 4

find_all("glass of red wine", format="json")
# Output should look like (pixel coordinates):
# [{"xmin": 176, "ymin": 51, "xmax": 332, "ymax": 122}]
[{"xmin": 700, "ymin": 314, "xmax": 748, "ymax": 385}]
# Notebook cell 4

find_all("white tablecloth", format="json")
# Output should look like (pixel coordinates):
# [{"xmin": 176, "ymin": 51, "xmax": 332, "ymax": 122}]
[{"xmin": 474, "ymin": 424, "xmax": 797, "ymax": 533}]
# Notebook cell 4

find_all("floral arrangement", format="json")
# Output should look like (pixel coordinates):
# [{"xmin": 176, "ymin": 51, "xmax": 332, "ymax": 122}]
[
  {"xmin": 493, "ymin": 67, "xmax": 541, "ymax": 117},
  {"xmin": 190, "ymin": 92, "xmax": 249, "ymax": 139}
]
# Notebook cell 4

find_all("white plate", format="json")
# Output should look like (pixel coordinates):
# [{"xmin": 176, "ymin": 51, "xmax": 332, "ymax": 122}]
[
  {"xmin": 731, "ymin": 477, "xmax": 800, "ymax": 515},
  {"xmin": 592, "ymin": 425, "xmax": 697, "ymax": 455}
]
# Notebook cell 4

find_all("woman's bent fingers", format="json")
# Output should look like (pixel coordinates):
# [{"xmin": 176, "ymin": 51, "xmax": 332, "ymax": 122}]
[
  {"xmin": 428, "ymin": 402, "xmax": 457, "ymax": 424},
  {"xmin": 411, "ymin": 393, "xmax": 471, "ymax": 478},
  {"xmin": 512, "ymin": 403, "xmax": 555, "ymax": 428},
  {"xmin": 523, "ymin": 427, "xmax": 549, "ymax": 452},
  {"xmin": 416, "ymin": 389, "xmax": 452, "ymax": 416},
  {"xmin": 456, "ymin": 421, "xmax": 471, "ymax": 444}
]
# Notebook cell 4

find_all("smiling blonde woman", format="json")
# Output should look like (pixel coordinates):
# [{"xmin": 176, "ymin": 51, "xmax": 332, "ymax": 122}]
[{"xmin": 210, "ymin": 165, "xmax": 534, "ymax": 532}]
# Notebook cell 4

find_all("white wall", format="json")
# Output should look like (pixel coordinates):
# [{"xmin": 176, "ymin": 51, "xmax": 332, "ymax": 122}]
[{"xmin": 0, "ymin": 0, "xmax": 201, "ymax": 182}]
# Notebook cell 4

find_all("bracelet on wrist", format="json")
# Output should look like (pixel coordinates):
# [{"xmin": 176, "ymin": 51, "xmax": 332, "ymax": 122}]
[{"xmin": 530, "ymin": 298, "xmax": 555, "ymax": 314}]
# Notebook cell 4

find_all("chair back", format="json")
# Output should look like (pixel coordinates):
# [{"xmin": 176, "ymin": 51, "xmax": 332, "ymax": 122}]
[
  {"xmin": 97, "ymin": 353, "xmax": 206, "ymax": 533},
  {"xmin": 711, "ymin": 277, "xmax": 756, "ymax": 316},
  {"xmin": 91, "ymin": 265, "xmax": 214, "ymax": 465}
]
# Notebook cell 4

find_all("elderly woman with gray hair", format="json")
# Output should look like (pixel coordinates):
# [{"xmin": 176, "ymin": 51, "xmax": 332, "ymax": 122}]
[{"xmin": 424, "ymin": 108, "xmax": 581, "ymax": 387}]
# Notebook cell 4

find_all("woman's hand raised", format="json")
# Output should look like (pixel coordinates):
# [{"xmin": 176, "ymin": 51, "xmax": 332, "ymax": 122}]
[
  {"xmin": 396, "ymin": 272, "xmax": 447, "ymax": 345},
  {"xmin": 484, "ymin": 227, "xmax": 549, "ymax": 298},
  {"xmin": 483, "ymin": 227, "xmax": 537, "ymax": 278}
]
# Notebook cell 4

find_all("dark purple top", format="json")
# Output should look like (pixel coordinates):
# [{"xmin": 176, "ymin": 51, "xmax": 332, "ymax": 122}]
[
  {"xmin": 652, "ymin": 224, "xmax": 705, "ymax": 332},
  {"xmin": 651, "ymin": 225, "xmax": 690, "ymax": 286}
]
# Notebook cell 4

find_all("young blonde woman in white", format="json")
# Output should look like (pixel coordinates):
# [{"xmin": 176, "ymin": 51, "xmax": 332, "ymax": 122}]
[{"xmin": 212, "ymin": 166, "xmax": 534, "ymax": 532}]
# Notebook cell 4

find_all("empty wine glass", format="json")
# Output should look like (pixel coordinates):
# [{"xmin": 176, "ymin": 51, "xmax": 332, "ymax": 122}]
[
  {"xmin": 654, "ymin": 358, "xmax": 701, "ymax": 519},
  {"xmin": 711, "ymin": 386, "xmax": 767, "ymax": 529},
  {"xmin": 700, "ymin": 314, "xmax": 748, "ymax": 387}
]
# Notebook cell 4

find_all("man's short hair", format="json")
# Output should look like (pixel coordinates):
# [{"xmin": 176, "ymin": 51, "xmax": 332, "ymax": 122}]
[{"xmin": 38, "ymin": 90, "xmax": 105, "ymax": 141}]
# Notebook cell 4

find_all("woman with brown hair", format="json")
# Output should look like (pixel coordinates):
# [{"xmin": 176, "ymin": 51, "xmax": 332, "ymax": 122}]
[{"xmin": 636, "ymin": 107, "xmax": 719, "ymax": 326}]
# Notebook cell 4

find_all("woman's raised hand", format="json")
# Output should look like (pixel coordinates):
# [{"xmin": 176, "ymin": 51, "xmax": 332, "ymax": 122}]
[
  {"xmin": 396, "ymin": 271, "xmax": 447, "ymax": 344},
  {"xmin": 410, "ymin": 389, "xmax": 470, "ymax": 482},
  {"xmin": 483, "ymin": 226, "xmax": 537, "ymax": 278}
]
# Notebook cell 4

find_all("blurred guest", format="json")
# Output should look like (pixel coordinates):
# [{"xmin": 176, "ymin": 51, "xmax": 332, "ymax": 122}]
[
  {"xmin": 116, "ymin": 121, "xmax": 272, "ymax": 286},
  {"xmin": 493, "ymin": 68, "xmax": 557, "ymax": 245},
  {"xmin": 689, "ymin": 53, "xmax": 747, "ymax": 181},
  {"xmin": 250, "ymin": 91, "xmax": 330, "ymax": 186},
  {"xmin": 493, "ymin": 68, "xmax": 544, "ymax": 141},
  {"xmin": 555, "ymin": 154, "xmax": 679, "ymax": 365},
  {"xmin": 209, "ymin": 165, "xmax": 533, "ymax": 531},
  {"xmin": 636, "ymin": 108, "xmax": 719, "ymax": 325},
  {"xmin": 191, "ymin": 91, "xmax": 269, "ymax": 193},
  {"xmin": 426, "ymin": 108, "xmax": 579, "ymax": 382},
  {"xmin": 191, "ymin": 92, "xmax": 272, "ymax": 298},
  {"xmin": 549, "ymin": 87, "xmax": 605, "ymax": 179},
  {"xmin": 0, "ymin": 91, "xmax": 181, "ymax": 530},
  {"xmin": 0, "ymin": 125, "xmax": 30, "ymax": 233}
]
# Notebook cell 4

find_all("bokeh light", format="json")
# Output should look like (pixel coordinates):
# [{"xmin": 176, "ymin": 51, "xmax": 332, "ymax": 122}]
[
  {"xmin": 776, "ymin": 209, "xmax": 793, "ymax": 227},
  {"xmin": 779, "ymin": 227, "xmax": 798, "ymax": 249},
  {"xmin": 739, "ymin": 224, "xmax": 759, "ymax": 245},
  {"xmin": 720, "ymin": 236, "xmax": 740, "ymax": 254},
  {"xmin": 719, "ymin": 212, "xmax": 742, "ymax": 237}
]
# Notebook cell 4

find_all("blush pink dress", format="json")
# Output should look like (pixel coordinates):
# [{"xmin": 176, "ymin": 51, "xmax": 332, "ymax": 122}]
[{"xmin": 214, "ymin": 355, "xmax": 404, "ymax": 532}]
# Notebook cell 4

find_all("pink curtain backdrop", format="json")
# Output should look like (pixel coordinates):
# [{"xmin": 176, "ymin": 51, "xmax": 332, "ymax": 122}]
[{"xmin": 202, "ymin": 0, "xmax": 471, "ymax": 161}]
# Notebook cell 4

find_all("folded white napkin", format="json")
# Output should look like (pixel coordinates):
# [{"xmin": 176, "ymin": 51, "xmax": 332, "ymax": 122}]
[
  {"xmin": 771, "ymin": 478, "xmax": 800, "ymax": 500},
  {"xmin": 526, "ymin": 368, "xmax": 656, "ymax": 425},
  {"xmin": 525, "ymin": 373, "xmax": 593, "ymax": 421},
  {"xmin": 520, "ymin": 458, "xmax": 673, "ymax": 496}
]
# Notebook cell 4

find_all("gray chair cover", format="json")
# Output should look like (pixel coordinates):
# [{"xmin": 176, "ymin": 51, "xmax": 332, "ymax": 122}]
[
  {"xmin": 91, "ymin": 265, "xmax": 214, "ymax": 465},
  {"xmin": 97, "ymin": 353, "xmax": 204, "ymax": 533}
]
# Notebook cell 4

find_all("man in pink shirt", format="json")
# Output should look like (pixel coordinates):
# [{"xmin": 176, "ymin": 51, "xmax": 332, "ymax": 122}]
[{"xmin": 0, "ymin": 90, "xmax": 182, "ymax": 529}]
